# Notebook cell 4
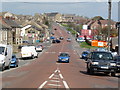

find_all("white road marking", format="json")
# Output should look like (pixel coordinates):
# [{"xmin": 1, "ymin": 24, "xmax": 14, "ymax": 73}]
[
  {"xmin": 48, "ymin": 84, "xmax": 61, "ymax": 87},
  {"xmin": 54, "ymin": 70, "xmax": 58, "ymax": 73},
  {"xmin": 63, "ymin": 81, "xmax": 69, "ymax": 89},
  {"xmin": 59, "ymin": 74, "xmax": 63, "ymax": 79},
  {"xmin": 50, "ymin": 80, "xmax": 60, "ymax": 83},
  {"xmin": 52, "ymin": 77, "xmax": 59, "ymax": 79},
  {"xmin": 49, "ymin": 74, "xmax": 54, "ymax": 79},
  {"xmin": 38, "ymin": 81, "xmax": 48, "ymax": 88}
]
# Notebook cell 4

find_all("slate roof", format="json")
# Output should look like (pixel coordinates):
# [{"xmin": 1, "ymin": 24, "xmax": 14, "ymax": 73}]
[{"xmin": 2, "ymin": 18, "xmax": 21, "ymax": 28}]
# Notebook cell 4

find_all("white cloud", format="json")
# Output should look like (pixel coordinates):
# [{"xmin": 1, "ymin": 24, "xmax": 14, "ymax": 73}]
[{"xmin": 1, "ymin": 0, "xmax": 120, "ymax": 2}]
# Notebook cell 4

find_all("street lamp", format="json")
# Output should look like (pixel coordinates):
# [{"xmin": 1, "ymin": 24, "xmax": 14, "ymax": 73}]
[
  {"xmin": 107, "ymin": 0, "xmax": 112, "ymax": 51},
  {"xmin": 116, "ymin": 22, "xmax": 120, "ymax": 55}
]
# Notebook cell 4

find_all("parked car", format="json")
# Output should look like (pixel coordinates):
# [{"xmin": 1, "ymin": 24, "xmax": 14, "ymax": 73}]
[
  {"xmin": 86, "ymin": 51, "xmax": 117, "ymax": 76},
  {"xmin": 59, "ymin": 37, "xmax": 64, "ymax": 40},
  {"xmin": 54, "ymin": 28, "xmax": 57, "ymax": 30},
  {"xmin": 114, "ymin": 55, "xmax": 120, "ymax": 72},
  {"xmin": 21, "ymin": 46, "xmax": 38, "ymax": 59},
  {"xmin": 10, "ymin": 55, "xmax": 19, "ymax": 67},
  {"xmin": 76, "ymin": 37, "xmax": 85, "ymax": 42},
  {"xmin": 67, "ymin": 38, "xmax": 71, "ymax": 42},
  {"xmin": 81, "ymin": 51, "xmax": 90, "ymax": 59},
  {"xmin": 0, "ymin": 44, "xmax": 12, "ymax": 71},
  {"xmin": 52, "ymin": 39, "xmax": 61, "ymax": 43},
  {"xmin": 56, "ymin": 39, "xmax": 61, "ymax": 43},
  {"xmin": 67, "ymin": 31, "xmax": 70, "ymax": 34},
  {"xmin": 36, "ymin": 45, "xmax": 43, "ymax": 52},
  {"xmin": 58, "ymin": 53, "xmax": 70, "ymax": 63}
]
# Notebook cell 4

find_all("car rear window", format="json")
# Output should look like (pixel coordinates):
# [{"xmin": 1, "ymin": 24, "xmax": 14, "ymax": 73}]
[{"xmin": 60, "ymin": 53, "xmax": 69, "ymax": 57}]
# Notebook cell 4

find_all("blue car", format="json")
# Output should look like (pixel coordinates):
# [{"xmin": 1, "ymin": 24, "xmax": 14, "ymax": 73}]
[
  {"xmin": 81, "ymin": 51, "xmax": 90, "ymax": 59},
  {"xmin": 10, "ymin": 55, "xmax": 19, "ymax": 67},
  {"xmin": 58, "ymin": 53, "xmax": 70, "ymax": 63}
]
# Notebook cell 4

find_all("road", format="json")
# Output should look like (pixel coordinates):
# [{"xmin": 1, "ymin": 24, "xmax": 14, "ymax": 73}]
[{"xmin": 1, "ymin": 23, "xmax": 119, "ymax": 89}]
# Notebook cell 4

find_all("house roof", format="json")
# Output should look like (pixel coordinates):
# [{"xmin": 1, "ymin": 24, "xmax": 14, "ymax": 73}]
[
  {"xmin": 2, "ymin": 18, "xmax": 21, "ymax": 28},
  {"xmin": 99, "ymin": 20, "xmax": 116, "ymax": 25},
  {"xmin": 46, "ymin": 13, "xmax": 59, "ymax": 17}
]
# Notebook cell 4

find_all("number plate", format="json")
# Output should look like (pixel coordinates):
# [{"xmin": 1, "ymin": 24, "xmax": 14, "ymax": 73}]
[{"xmin": 101, "ymin": 66, "xmax": 109, "ymax": 69}]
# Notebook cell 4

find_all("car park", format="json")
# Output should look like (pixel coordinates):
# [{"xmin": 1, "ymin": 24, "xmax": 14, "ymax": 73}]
[
  {"xmin": 10, "ymin": 55, "xmax": 19, "ymax": 67},
  {"xmin": 114, "ymin": 55, "xmax": 120, "ymax": 72},
  {"xmin": 21, "ymin": 46, "xmax": 38, "ymax": 59},
  {"xmin": 58, "ymin": 53, "xmax": 70, "ymax": 63},
  {"xmin": 81, "ymin": 51, "xmax": 90, "ymax": 59},
  {"xmin": 67, "ymin": 38, "xmax": 71, "ymax": 42},
  {"xmin": 86, "ymin": 51, "xmax": 117, "ymax": 76}
]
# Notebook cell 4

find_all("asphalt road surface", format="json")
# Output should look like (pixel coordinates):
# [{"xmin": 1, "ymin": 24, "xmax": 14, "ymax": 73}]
[{"xmin": 1, "ymin": 23, "xmax": 119, "ymax": 90}]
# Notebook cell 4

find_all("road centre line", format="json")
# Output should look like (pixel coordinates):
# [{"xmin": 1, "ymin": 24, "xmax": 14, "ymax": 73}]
[
  {"xmin": 38, "ymin": 81, "xmax": 48, "ymax": 89},
  {"xmin": 63, "ymin": 81, "xmax": 69, "ymax": 89}
]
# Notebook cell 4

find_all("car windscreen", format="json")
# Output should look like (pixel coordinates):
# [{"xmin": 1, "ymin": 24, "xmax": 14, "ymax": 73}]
[
  {"xmin": 92, "ymin": 52, "xmax": 113, "ymax": 60},
  {"xmin": 0, "ymin": 47, "xmax": 5, "ymax": 54},
  {"xmin": 60, "ymin": 53, "xmax": 69, "ymax": 57},
  {"xmin": 83, "ymin": 52, "xmax": 89, "ymax": 54}
]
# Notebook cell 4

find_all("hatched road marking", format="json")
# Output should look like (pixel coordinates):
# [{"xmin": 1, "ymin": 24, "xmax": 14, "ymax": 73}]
[{"xmin": 38, "ymin": 69, "xmax": 69, "ymax": 89}]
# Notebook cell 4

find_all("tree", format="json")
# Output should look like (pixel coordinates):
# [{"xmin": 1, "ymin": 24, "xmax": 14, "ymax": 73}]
[{"xmin": 92, "ymin": 16, "xmax": 104, "ymax": 21}]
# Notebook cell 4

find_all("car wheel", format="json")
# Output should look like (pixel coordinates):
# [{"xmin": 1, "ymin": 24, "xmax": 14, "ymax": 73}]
[
  {"xmin": 31, "ymin": 55, "xmax": 34, "ymax": 59},
  {"xmin": 7, "ymin": 63, "xmax": 11, "ymax": 69},
  {"xmin": 104, "ymin": 72, "xmax": 110, "ymax": 75},
  {"xmin": 111, "ymin": 72, "xmax": 116, "ymax": 77},
  {"xmin": 89, "ymin": 67, "xmax": 94, "ymax": 75},
  {"xmin": 2, "ymin": 63, "xmax": 5, "ymax": 71},
  {"xmin": 87, "ymin": 67, "xmax": 90, "ymax": 73},
  {"xmin": 36, "ymin": 54, "xmax": 38, "ymax": 58}
]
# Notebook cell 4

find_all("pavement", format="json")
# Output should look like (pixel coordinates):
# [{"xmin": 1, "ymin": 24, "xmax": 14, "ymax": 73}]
[{"xmin": 1, "ymin": 23, "xmax": 119, "ymax": 89}]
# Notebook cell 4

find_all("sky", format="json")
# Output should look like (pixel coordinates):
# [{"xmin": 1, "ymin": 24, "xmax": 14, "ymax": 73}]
[{"xmin": 0, "ymin": 1, "xmax": 119, "ymax": 21}]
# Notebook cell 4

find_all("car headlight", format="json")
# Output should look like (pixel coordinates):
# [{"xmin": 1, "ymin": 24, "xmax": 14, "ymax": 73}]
[
  {"xmin": 92, "ymin": 62, "xmax": 99, "ymax": 65},
  {"xmin": 65, "ymin": 58, "xmax": 69, "ymax": 60},
  {"xmin": 110, "ymin": 63, "xmax": 116, "ymax": 66}
]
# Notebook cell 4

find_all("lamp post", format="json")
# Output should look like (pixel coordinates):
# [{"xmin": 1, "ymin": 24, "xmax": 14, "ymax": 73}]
[
  {"xmin": 116, "ymin": 22, "xmax": 120, "ymax": 55},
  {"xmin": 107, "ymin": 0, "xmax": 112, "ymax": 51}
]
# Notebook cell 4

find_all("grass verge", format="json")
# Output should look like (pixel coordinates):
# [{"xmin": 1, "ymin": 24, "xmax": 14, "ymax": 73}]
[{"xmin": 80, "ymin": 42, "xmax": 98, "ymax": 49}]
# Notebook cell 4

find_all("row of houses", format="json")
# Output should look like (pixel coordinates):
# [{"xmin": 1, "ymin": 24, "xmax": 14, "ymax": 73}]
[{"xmin": 0, "ymin": 12, "xmax": 49, "ymax": 46}]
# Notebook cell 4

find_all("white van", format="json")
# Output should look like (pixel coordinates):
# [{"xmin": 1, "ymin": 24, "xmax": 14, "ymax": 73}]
[
  {"xmin": 21, "ymin": 46, "xmax": 38, "ymax": 59},
  {"xmin": 0, "ymin": 44, "xmax": 13, "ymax": 71}
]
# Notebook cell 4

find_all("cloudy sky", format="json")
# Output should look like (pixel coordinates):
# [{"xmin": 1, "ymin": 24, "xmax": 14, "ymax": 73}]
[
  {"xmin": 1, "ymin": 0, "xmax": 120, "ymax": 2},
  {"xmin": 0, "ymin": 1, "xmax": 119, "ymax": 21}
]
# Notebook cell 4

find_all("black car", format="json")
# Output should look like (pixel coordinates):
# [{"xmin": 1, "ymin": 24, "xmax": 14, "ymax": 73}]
[
  {"xmin": 114, "ymin": 55, "xmax": 120, "ymax": 72},
  {"xmin": 52, "ymin": 39, "xmax": 60, "ymax": 43},
  {"xmin": 86, "ymin": 51, "xmax": 117, "ymax": 76}
]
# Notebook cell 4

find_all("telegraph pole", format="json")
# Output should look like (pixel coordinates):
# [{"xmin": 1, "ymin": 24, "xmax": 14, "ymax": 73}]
[
  {"xmin": 116, "ymin": 22, "xmax": 120, "ymax": 55},
  {"xmin": 107, "ymin": 0, "xmax": 112, "ymax": 51}
]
